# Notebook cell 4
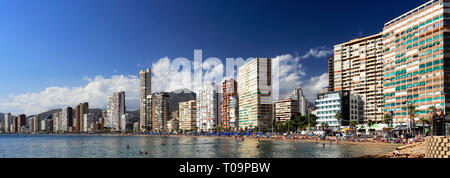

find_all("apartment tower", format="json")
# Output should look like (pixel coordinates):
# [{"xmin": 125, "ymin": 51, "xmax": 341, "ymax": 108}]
[
  {"xmin": 196, "ymin": 82, "xmax": 219, "ymax": 132},
  {"xmin": 221, "ymin": 78, "xmax": 238, "ymax": 130},
  {"xmin": 238, "ymin": 58, "xmax": 272, "ymax": 131},
  {"xmin": 333, "ymin": 33, "xmax": 383, "ymax": 123},
  {"xmin": 382, "ymin": 0, "xmax": 450, "ymax": 125},
  {"xmin": 139, "ymin": 68, "xmax": 152, "ymax": 132},
  {"xmin": 75, "ymin": 102, "xmax": 89, "ymax": 131},
  {"xmin": 179, "ymin": 100, "xmax": 197, "ymax": 131},
  {"xmin": 3, "ymin": 113, "xmax": 11, "ymax": 133},
  {"xmin": 106, "ymin": 92, "xmax": 126, "ymax": 131},
  {"xmin": 149, "ymin": 92, "xmax": 170, "ymax": 132},
  {"xmin": 60, "ymin": 107, "xmax": 73, "ymax": 132},
  {"xmin": 275, "ymin": 98, "xmax": 299, "ymax": 122}
]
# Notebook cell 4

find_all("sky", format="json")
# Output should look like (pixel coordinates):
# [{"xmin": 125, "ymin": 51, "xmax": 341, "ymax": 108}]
[{"xmin": 0, "ymin": 0, "xmax": 430, "ymax": 115}]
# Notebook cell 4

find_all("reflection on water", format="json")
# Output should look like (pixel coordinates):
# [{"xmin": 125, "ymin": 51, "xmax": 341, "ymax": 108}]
[{"xmin": 0, "ymin": 135, "xmax": 395, "ymax": 158}]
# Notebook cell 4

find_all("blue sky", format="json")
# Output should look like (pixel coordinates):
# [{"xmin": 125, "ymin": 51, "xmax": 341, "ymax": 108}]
[{"xmin": 0, "ymin": 0, "xmax": 430, "ymax": 114}]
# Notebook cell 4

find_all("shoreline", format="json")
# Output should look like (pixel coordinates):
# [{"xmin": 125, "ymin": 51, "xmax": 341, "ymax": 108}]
[
  {"xmin": 1, "ymin": 133, "xmax": 408, "ymax": 147},
  {"xmin": 1, "ymin": 133, "xmax": 424, "ymax": 158}
]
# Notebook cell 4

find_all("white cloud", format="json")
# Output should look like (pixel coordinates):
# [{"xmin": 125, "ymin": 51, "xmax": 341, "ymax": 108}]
[
  {"xmin": 151, "ymin": 56, "xmax": 225, "ymax": 93},
  {"xmin": 1, "ymin": 49, "xmax": 331, "ymax": 115},
  {"xmin": 300, "ymin": 47, "xmax": 333, "ymax": 59},
  {"xmin": 301, "ymin": 73, "xmax": 329, "ymax": 101},
  {"xmin": 0, "ymin": 75, "xmax": 140, "ymax": 115},
  {"xmin": 272, "ymin": 54, "xmax": 306, "ymax": 100}
]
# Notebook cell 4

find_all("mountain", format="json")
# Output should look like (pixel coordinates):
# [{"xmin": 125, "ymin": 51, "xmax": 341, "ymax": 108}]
[{"xmin": 167, "ymin": 89, "xmax": 196, "ymax": 113}]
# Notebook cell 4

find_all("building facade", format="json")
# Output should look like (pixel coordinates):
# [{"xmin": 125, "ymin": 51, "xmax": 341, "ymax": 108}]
[
  {"xmin": 150, "ymin": 92, "xmax": 170, "ymax": 132},
  {"xmin": 291, "ymin": 87, "xmax": 310, "ymax": 116},
  {"xmin": 238, "ymin": 58, "xmax": 273, "ymax": 131},
  {"xmin": 316, "ymin": 91, "xmax": 361, "ymax": 130},
  {"xmin": 106, "ymin": 92, "xmax": 126, "ymax": 131},
  {"xmin": 382, "ymin": 0, "xmax": 450, "ymax": 126},
  {"xmin": 229, "ymin": 97, "xmax": 239, "ymax": 130},
  {"xmin": 168, "ymin": 110, "xmax": 179, "ymax": 133},
  {"xmin": 75, "ymin": 102, "xmax": 89, "ymax": 131},
  {"xmin": 83, "ymin": 113, "xmax": 95, "ymax": 132},
  {"xmin": 12, "ymin": 114, "xmax": 26, "ymax": 133},
  {"xmin": 53, "ymin": 112, "xmax": 60, "ymax": 132},
  {"xmin": 3, "ymin": 113, "xmax": 11, "ymax": 133},
  {"xmin": 275, "ymin": 98, "xmax": 299, "ymax": 122},
  {"xmin": 196, "ymin": 82, "xmax": 219, "ymax": 132},
  {"xmin": 140, "ymin": 68, "xmax": 152, "ymax": 132},
  {"xmin": 179, "ymin": 100, "xmax": 197, "ymax": 131},
  {"xmin": 333, "ymin": 33, "xmax": 383, "ymax": 123},
  {"xmin": 328, "ymin": 56, "xmax": 335, "ymax": 91},
  {"xmin": 221, "ymin": 78, "xmax": 238, "ymax": 130},
  {"xmin": 60, "ymin": 107, "xmax": 73, "ymax": 132}
]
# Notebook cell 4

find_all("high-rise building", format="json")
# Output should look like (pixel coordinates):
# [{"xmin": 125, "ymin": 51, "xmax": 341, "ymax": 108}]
[
  {"xmin": 140, "ymin": 68, "xmax": 152, "ymax": 132},
  {"xmin": 41, "ymin": 115, "xmax": 53, "ymax": 132},
  {"xmin": 291, "ymin": 87, "xmax": 310, "ymax": 116},
  {"xmin": 106, "ymin": 91, "xmax": 126, "ymax": 131},
  {"xmin": 382, "ymin": 0, "xmax": 449, "ymax": 126},
  {"xmin": 75, "ymin": 102, "xmax": 89, "ymax": 131},
  {"xmin": 150, "ymin": 92, "xmax": 170, "ymax": 132},
  {"xmin": 99, "ymin": 110, "xmax": 107, "ymax": 128},
  {"xmin": 60, "ymin": 107, "xmax": 73, "ymax": 132},
  {"xmin": 333, "ymin": 33, "xmax": 384, "ymax": 123},
  {"xmin": 179, "ymin": 100, "xmax": 197, "ymax": 131},
  {"xmin": 32, "ymin": 115, "xmax": 40, "ymax": 133},
  {"xmin": 328, "ymin": 56, "xmax": 335, "ymax": 91},
  {"xmin": 275, "ymin": 98, "xmax": 299, "ymax": 122},
  {"xmin": 83, "ymin": 113, "xmax": 95, "ymax": 132},
  {"xmin": 229, "ymin": 97, "xmax": 239, "ymax": 131},
  {"xmin": 168, "ymin": 110, "xmax": 179, "ymax": 132},
  {"xmin": 53, "ymin": 112, "xmax": 60, "ymax": 132},
  {"xmin": 196, "ymin": 82, "xmax": 219, "ymax": 132},
  {"xmin": 221, "ymin": 78, "xmax": 238, "ymax": 130},
  {"xmin": 12, "ymin": 114, "xmax": 26, "ymax": 133},
  {"xmin": 238, "ymin": 58, "xmax": 272, "ymax": 131},
  {"xmin": 315, "ymin": 90, "xmax": 362, "ymax": 130},
  {"xmin": 3, "ymin": 113, "xmax": 11, "ymax": 133}
]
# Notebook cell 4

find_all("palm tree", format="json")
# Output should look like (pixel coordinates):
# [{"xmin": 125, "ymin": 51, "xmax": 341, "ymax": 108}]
[
  {"xmin": 383, "ymin": 113, "xmax": 393, "ymax": 128},
  {"xmin": 335, "ymin": 112, "xmax": 342, "ymax": 131},
  {"xmin": 407, "ymin": 103, "xmax": 417, "ymax": 137},
  {"xmin": 320, "ymin": 122, "xmax": 329, "ymax": 135},
  {"xmin": 350, "ymin": 121, "xmax": 358, "ymax": 129},
  {"xmin": 428, "ymin": 106, "xmax": 437, "ymax": 113},
  {"xmin": 367, "ymin": 120, "xmax": 375, "ymax": 127},
  {"xmin": 427, "ymin": 106, "xmax": 438, "ymax": 135},
  {"xmin": 418, "ymin": 117, "xmax": 432, "ymax": 136}
]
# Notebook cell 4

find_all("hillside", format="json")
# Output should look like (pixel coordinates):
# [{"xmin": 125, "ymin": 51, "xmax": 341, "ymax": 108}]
[{"xmin": 167, "ymin": 89, "xmax": 196, "ymax": 113}]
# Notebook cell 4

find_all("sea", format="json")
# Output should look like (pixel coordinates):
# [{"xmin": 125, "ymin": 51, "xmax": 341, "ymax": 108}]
[{"xmin": 0, "ymin": 135, "xmax": 396, "ymax": 158}]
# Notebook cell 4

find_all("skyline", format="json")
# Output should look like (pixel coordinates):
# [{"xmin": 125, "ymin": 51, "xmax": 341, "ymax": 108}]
[{"xmin": 0, "ymin": 0, "xmax": 430, "ymax": 115}]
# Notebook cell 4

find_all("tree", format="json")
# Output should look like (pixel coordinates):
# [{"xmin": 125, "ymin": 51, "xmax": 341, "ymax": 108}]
[
  {"xmin": 383, "ymin": 113, "xmax": 393, "ymax": 128},
  {"xmin": 418, "ymin": 117, "xmax": 432, "ymax": 136},
  {"xmin": 320, "ymin": 122, "xmax": 329, "ymax": 132},
  {"xmin": 427, "ymin": 106, "xmax": 438, "ymax": 135},
  {"xmin": 407, "ymin": 103, "xmax": 417, "ymax": 137},
  {"xmin": 295, "ymin": 114, "xmax": 317, "ymax": 131},
  {"xmin": 350, "ymin": 121, "xmax": 358, "ymax": 129},
  {"xmin": 335, "ymin": 112, "xmax": 342, "ymax": 130},
  {"xmin": 367, "ymin": 120, "xmax": 375, "ymax": 127}
]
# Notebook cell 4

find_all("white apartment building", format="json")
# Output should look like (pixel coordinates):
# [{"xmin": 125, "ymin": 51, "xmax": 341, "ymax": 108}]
[{"xmin": 196, "ymin": 82, "xmax": 219, "ymax": 132}]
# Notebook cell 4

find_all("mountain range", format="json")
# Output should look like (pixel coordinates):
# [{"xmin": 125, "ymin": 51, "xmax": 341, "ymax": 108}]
[{"xmin": 167, "ymin": 89, "xmax": 197, "ymax": 113}]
